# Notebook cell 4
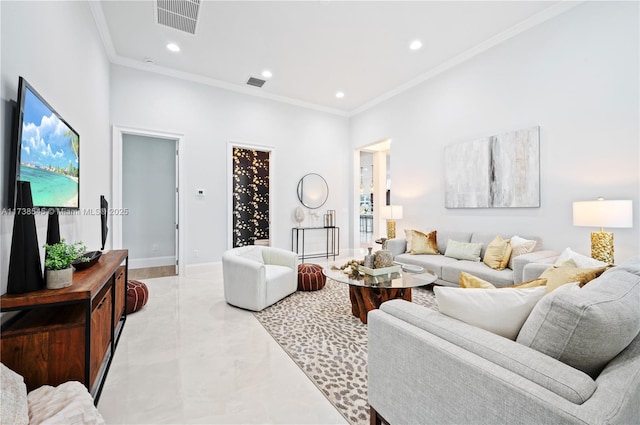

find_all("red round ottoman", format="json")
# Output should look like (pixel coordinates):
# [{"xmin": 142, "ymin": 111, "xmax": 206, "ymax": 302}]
[
  {"xmin": 297, "ymin": 263, "xmax": 326, "ymax": 291},
  {"xmin": 126, "ymin": 280, "xmax": 149, "ymax": 314}
]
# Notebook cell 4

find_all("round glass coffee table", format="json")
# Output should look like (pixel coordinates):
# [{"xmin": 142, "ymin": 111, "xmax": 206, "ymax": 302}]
[{"xmin": 323, "ymin": 266, "xmax": 437, "ymax": 324}]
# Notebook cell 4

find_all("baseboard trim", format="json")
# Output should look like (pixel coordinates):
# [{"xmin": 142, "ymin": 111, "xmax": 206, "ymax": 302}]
[{"xmin": 129, "ymin": 256, "xmax": 175, "ymax": 269}]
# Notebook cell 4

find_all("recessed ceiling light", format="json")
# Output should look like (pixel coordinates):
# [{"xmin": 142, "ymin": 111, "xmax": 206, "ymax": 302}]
[
  {"xmin": 335, "ymin": 91, "xmax": 345, "ymax": 98},
  {"xmin": 166, "ymin": 43, "xmax": 181, "ymax": 52},
  {"xmin": 261, "ymin": 70, "xmax": 273, "ymax": 79},
  {"xmin": 410, "ymin": 40, "xmax": 422, "ymax": 50},
  {"xmin": 144, "ymin": 58, "xmax": 155, "ymax": 65}
]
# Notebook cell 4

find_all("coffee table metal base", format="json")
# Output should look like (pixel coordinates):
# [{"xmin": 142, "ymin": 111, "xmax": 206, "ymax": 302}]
[{"xmin": 349, "ymin": 286, "xmax": 412, "ymax": 324}]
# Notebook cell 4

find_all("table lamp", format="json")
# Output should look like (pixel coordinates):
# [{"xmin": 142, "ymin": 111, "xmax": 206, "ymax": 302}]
[
  {"xmin": 382, "ymin": 205, "xmax": 403, "ymax": 239},
  {"xmin": 572, "ymin": 198, "xmax": 633, "ymax": 264}
]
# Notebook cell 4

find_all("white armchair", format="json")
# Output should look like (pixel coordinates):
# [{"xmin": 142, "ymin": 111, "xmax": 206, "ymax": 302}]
[{"xmin": 222, "ymin": 246, "xmax": 299, "ymax": 311}]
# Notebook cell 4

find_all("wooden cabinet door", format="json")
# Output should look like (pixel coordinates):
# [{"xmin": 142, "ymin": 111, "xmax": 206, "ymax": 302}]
[
  {"xmin": 114, "ymin": 266, "xmax": 126, "ymax": 331},
  {"xmin": 90, "ymin": 287, "xmax": 112, "ymax": 387}
]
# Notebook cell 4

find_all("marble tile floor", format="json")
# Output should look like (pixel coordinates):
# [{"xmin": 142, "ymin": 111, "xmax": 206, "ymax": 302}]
[{"xmin": 98, "ymin": 255, "xmax": 365, "ymax": 424}]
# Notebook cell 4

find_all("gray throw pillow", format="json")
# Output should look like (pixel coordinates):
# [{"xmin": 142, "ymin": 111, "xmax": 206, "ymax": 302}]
[
  {"xmin": 516, "ymin": 267, "xmax": 640, "ymax": 378},
  {"xmin": 443, "ymin": 239, "xmax": 483, "ymax": 262}
]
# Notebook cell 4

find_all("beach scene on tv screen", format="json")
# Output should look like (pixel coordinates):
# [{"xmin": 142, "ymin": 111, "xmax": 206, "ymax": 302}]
[{"xmin": 19, "ymin": 88, "xmax": 79, "ymax": 208}]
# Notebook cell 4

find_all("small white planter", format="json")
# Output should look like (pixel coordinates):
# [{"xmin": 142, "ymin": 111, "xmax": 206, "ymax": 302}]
[{"xmin": 46, "ymin": 267, "xmax": 73, "ymax": 289}]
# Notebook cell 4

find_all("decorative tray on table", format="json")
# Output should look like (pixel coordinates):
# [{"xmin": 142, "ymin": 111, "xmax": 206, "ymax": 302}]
[{"xmin": 358, "ymin": 265, "xmax": 402, "ymax": 276}]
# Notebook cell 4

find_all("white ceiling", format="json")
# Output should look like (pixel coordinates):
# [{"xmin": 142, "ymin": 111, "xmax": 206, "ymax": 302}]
[{"xmin": 94, "ymin": 1, "xmax": 575, "ymax": 116}]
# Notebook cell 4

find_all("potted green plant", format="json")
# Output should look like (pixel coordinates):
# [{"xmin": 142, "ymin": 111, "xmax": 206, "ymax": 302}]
[{"xmin": 43, "ymin": 239, "xmax": 87, "ymax": 289}]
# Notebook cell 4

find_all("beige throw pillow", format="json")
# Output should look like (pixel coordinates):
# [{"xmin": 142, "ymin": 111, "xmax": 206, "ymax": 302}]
[
  {"xmin": 540, "ymin": 259, "xmax": 609, "ymax": 292},
  {"xmin": 410, "ymin": 230, "xmax": 438, "ymax": 255},
  {"xmin": 483, "ymin": 235, "xmax": 512, "ymax": 270},
  {"xmin": 508, "ymin": 236, "xmax": 537, "ymax": 269}
]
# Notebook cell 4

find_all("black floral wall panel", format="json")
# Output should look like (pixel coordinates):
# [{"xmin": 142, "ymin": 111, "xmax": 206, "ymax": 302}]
[{"xmin": 232, "ymin": 148, "xmax": 270, "ymax": 247}]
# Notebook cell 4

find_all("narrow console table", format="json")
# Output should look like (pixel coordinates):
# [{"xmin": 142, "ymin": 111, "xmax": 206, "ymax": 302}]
[
  {"xmin": 0, "ymin": 249, "xmax": 128, "ymax": 403},
  {"xmin": 291, "ymin": 227, "xmax": 339, "ymax": 262}
]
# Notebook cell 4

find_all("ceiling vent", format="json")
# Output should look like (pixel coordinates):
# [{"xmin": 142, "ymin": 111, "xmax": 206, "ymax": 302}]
[
  {"xmin": 246, "ymin": 77, "xmax": 266, "ymax": 88},
  {"xmin": 156, "ymin": 0, "xmax": 201, "ymax": 35}
]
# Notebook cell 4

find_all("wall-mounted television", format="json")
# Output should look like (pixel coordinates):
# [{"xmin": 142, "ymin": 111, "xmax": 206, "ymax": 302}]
[{"xmin": 11, "ymin": 76, "xmax": 79, "ymax": 209}]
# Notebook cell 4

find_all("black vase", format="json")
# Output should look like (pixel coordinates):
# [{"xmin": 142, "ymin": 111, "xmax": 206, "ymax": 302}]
[{"xmin": 7, "ymin": 181, "xmax": 44, "ymax": 293}]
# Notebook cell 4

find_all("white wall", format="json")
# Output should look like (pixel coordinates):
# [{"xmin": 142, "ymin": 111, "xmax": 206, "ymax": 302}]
[
  {"xmin": 350, "ymin": 1, "xmax": 639, "ymax": 261},
  {"xmin": 110, "ymin": 66, "xmax": 350, "ymax": 264},
  {"xmin": 0, "ymin": 1, "xmax": 111, "ymax": 294}
]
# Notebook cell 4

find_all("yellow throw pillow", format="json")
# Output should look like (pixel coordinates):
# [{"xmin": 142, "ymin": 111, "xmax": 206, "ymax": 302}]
[
  {"xmin": 511, "ymin": 278, "xmax": 548, "ymax": 288},
  {"xmin": 459, "ymin": 271, "xmax": 496, "ymax": 288},
  {"xmin": 460, "ymin": 272, "xmax": 547, "ymax": 290},
  {"xmin": 483, "ymin": 235, "xmax": 512, "ymax": 270},
  {"xmin": 410, "ymin": 230, "xmax": 438, "ymax": 255},
  {"xmin": 540, "ymin": 260, "xmax": 609, "ymax": 292}
]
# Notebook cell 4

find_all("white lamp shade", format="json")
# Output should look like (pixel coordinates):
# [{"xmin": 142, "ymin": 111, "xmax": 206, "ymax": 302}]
[
  {"xmin": 573, "ymin": 200, "xmax": 633, "ymax": 228},
  {"xmin": 382, "ymin": 205, "xmax": 403, "ymax": 220}
]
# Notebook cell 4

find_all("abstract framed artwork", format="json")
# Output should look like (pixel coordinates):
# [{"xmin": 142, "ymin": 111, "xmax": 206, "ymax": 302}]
[{"xmin": 444, "ymin": 126, "xmax": 540, "ymax": 208}]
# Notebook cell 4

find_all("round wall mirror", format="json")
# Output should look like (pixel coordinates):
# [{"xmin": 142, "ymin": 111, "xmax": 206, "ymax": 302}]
[{"xmin": 297, "ymin": 173, "xmax": 328, "ymax": 209}]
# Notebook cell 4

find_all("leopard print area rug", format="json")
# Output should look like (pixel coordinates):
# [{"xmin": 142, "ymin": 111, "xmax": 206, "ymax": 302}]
[{"xmin": 253, "ymin": 279, "xmax": 438, "ymax": 425}]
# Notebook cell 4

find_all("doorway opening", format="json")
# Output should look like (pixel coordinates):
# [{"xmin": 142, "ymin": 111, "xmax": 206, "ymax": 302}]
[
  {"xmin": 355, "ymin": 139, "xmax": 392, "ymax": 250},
  {"xmin": 228, "ymin": 142, "xmax": 273, "ymax": 248},
  {"xmin": 112, "ymin": 126, "xmax": 186, "ymax": 277}
]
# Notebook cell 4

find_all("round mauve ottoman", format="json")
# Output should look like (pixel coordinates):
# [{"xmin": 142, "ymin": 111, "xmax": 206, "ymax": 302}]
[
  {"xmin": 297, "ymin": 263, "xmax": 326, "ymax": 291},
  {"xmin": 126, "ymin": 280, "xmax": 149, "ymax": 314}
]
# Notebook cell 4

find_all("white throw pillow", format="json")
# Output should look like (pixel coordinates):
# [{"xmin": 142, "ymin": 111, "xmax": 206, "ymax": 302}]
[
  {"xmin": 509, "ymin": 235, "xmax": 537, "ymax": 269},
  {"xmin": 434, "ymin": 286, "xmax": 547, "ymax": 340},
  {"xmin": 555, "ymin": 247, "xmax": 609, "ymax": 268}
]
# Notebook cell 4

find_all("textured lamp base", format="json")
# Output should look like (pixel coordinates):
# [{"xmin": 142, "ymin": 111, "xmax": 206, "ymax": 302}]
[
  {"xmin": 591, "ymin": 230, "xmax": 614, "ymax": 264},
  {"xmin": 386, "ymin": 220, "xmax": 396, "ymax": 239}
]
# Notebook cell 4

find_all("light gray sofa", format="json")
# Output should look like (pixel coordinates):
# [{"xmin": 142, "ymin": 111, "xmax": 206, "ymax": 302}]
[
  {"xmin": 385, "ymin": 231, "xmax": 559, "ymax": 287},
  {"xmin": 368, "ymin": 257, "xmax": 640, "ymax": 425}
]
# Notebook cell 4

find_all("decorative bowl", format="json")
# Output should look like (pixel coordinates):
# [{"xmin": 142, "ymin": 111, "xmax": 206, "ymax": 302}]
[{"xmin": 73, "ymin": 250, "xmax": 102, "ymax": 270}]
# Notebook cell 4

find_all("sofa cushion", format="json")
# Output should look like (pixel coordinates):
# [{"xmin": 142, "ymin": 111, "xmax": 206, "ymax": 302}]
[
  {"xmin": 442, "ymin": 260, "xmax": 514, "ymax": 287},
  {"xmin": 539, "ymin": 260, "xmax": 609, "ymax": 292},
  {"xmin": 434, "ymin": 286, "xmax": 547, "ymax": 339},
  {"xmin": 444, "ymin": 240, "xmax": 483, "ymax": 262},
  {"xmin": 483, "ymin": 235, "xmax": 512, "ymax": 270},
  {"xmin": 410, "ymin": 230, "xmax": 438, "ymax": 255},
  {"xmin": 509, "ymin": 235, "xmax": 538, "ymax": 269},
  {"xmin": 0, "ymin": 363, "xmax": 29, "ymax": 425},
  {"xmin": 394, "ymin": 253, "xmax": 458, "ymax": 278},
  {"xmin": 517, "ymin": 266, "xmax": 640, "ymax": 378}
]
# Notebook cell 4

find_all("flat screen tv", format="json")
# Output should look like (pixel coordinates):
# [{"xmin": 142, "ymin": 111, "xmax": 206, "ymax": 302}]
[{"xmin": 12, "ymin": 76, "xmax": 79, "ymax": 210}]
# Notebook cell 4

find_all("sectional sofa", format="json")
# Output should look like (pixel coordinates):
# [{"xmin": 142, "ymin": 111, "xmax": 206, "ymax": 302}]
[
  {"xmin": 385, "ymin": 230, "xmax": 559, "ymax": 287},
  {"xmin": 368, "ymin": 257, "xmax": 640, "ymax": 425}
]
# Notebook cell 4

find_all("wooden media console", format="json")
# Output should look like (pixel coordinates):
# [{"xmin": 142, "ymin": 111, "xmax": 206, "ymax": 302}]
[{"xmin": 1, "ymin": 249, "xmax": 128, "ymax": 403}]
